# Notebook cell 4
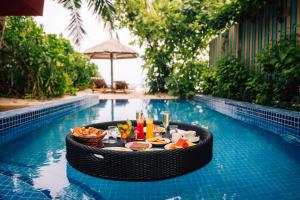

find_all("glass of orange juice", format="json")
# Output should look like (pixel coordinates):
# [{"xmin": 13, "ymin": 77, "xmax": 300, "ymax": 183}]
[{"xmin": 146, "ymin": 116, "xmax": 154, "ymax": 139}]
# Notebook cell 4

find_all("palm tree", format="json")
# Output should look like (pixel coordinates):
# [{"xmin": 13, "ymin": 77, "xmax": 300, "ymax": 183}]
[{"xmin": 56, "ymin": 0, "xmax": 115, "ymax": 46}]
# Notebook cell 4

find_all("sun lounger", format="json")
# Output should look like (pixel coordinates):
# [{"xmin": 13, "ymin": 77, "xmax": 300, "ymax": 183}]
[
  {"xmin": 113, "ymin": 81, "xmax": 129, "ymax": 94},
  {"xmin": 92, "ymin": 79, "xmax": 129, "ymax": 94},
  {"xmin": 92, "ymin": 79, "xmax": 111, "ymax": 93}
]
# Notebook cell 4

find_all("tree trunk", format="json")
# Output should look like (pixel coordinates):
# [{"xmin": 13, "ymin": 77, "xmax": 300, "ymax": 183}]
[{"xmin": 0, "ymin": 16, "xmax": 6, "ymax": 49}]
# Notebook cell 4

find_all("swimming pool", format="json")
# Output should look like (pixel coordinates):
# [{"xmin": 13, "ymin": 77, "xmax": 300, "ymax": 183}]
[{"xmin": 0, "ymin": 99, "xmax": 299, "ymax": 199}]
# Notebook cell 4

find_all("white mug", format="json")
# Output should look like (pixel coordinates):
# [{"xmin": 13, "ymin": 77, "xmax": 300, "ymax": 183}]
[{"xmin": 184, "ymin": 131, "xmax": 196, "ymax": 140}]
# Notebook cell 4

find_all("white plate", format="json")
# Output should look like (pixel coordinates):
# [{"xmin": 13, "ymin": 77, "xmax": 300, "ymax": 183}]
[
  {"xmin": 146, "ymin": 137, "xmax": 171, "ymax": 146},
  {"xmin": 102, "ymin": 147, "xmax": 132, "ymax": 152},
  {"xmin": 125, "ymin": 142, "xmax": 152, "ymax": 151},
  {"xmin": 144, "ymin": 148, "xmax": 163, "ymax": 151}
]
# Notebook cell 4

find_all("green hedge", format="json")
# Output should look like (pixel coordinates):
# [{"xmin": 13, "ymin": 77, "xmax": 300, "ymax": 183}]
[
  {"xmin": 165, "ymin": 61, "xmax": 206, "ymax": 98},
  {"xmin": 0, "ymin": 17, "xmax": 98, "ymax": 98},
  {"xmin": 201, "ymin": 40, "xmax": 300, "ymax": 111}
]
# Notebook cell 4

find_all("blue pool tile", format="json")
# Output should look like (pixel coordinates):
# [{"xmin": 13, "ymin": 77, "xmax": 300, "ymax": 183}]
[
  {"xmin": 196, "ymin": 95, "xmax": 300, "ymax": 139},
  {"xmin": 1, "ymin": 99, "xmax": 300, "ymax": 199},
  {"xmin": 0, "ymin": 95, "xmax": 99, "ymax": 147}
]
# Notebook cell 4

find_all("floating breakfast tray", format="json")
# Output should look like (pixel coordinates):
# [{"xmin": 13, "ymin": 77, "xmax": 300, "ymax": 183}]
[{"xmin": 66, "ymin": 121, "xmax": 213, "ymax": 181}]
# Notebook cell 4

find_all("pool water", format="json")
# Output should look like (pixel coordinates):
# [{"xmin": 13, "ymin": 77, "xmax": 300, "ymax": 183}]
[{"xmin": 0, "ymin": 99, "xmax": 300, "ymax": 200}]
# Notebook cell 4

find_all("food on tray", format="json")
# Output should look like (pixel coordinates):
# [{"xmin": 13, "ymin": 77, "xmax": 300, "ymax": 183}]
[
  {"xmin": 153, "ymin": 125, "xmax": 166, "ymax": 133},
  {"xmin": 117, "ymin": 120, "xmax": 136, "ymax": 141},
  {"xmin": 146, "ymin": 137, "xmax": 170, "ymax": 145},
  {"xmin": 72, "ymin": 127, "xmax": 106, "ymax": 147},
  {"xmin": 175, "ymin": 138, "xmax": 189, "ymax": 148},
  {"xmin": 164, "ymin": 139, "xmax": 195, "ymax": 150},
  {"xmin": 72, "ymin": 127, "xmax": 104, "ymax": 138},
  {"xmin": 125, "ymin": 142, "xmax": 152, "ymax": 151},
  {"xmin": 168, "ymin": 143, "xmax": 177, "ymax": 150},
  {"xmin": 130, "ymin": 142, "xmax": 150, "ymax": 150}
]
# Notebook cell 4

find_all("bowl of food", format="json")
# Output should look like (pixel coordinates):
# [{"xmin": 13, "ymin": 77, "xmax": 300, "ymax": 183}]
[{"xmin": 72, "ymin": 127, "xmax": 106, "ymax": 147}]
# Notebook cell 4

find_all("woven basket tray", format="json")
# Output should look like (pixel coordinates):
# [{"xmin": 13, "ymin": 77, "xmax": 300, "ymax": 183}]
[
  {"xmin": 72, "ymin": 129, "xmax": 105, "ymax": 147},
  {"xmin": 66, "ymin": 121, "xmax": 213, "ymax": 181}
]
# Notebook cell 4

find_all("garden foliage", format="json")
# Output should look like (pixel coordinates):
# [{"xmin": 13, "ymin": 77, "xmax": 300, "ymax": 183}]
[
  {"xmin": 201, "ymin": 40, "xmax": 300, "ymax": 111},
  {"xmin": 113, "ymin": 0, "xmax": 268, "ymax": 98},
  {"xmin": 113, "ymin": 0, "xmax": 299, "ymax": 110},
  {"xmin": 165, "ymin": 61, "xmax": 207, "ymax": 98},
  {"xmin": 114, "ymin": 0, "xmax": 211, "ymax": 98},
  {"xmin": 0, "ymin": 17, "xmax": 98, "ymax": 98},
  {"xmin": 256, "ymin": 40, "xmax": 300, "ymax": 110}
]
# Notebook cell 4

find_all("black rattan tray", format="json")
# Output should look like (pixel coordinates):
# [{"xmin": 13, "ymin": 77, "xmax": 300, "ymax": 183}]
[{"xmin": 66, "ymin": 121, "xmax": 213, "ymax": 181}]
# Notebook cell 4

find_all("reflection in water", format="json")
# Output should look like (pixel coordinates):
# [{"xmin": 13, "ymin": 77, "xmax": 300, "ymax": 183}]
[
  {"xmin": 33, "ymin": 150, "xmax": 69, "ymax": 198},
  {"xmin": 115, "ymin": 99, "xmax": 129, "ymax": 106}
]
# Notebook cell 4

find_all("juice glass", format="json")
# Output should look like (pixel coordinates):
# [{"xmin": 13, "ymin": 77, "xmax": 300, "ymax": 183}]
[
  {"xmin": 146, "ymin": 117, "xmax": 154, "ymax": 139},
  {"xmin": 136, "ymin": 111, "xmax": 143, "ymax": 121},
  {"xmin": 136, "ymin": 118, "xmax": 144, "ymax": 140}
]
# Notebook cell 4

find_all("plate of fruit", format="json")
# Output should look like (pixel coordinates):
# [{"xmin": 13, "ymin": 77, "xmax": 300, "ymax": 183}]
[
  {"xmin": 164, "ymin": 138, "xmax": 194, "ymax": 150},
  {"xmin": 117, "ymin": 120, "xmax": 136, "ymax": 142}
]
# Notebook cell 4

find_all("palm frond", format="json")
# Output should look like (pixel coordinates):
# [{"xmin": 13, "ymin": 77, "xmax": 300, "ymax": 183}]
[
  {"xmin": 56, "ymin": 0, "xmax": 86, "ymax": 46},
  {"xmin": 85, "ymin": 0, "xmax": 115, "ymax": 28}
]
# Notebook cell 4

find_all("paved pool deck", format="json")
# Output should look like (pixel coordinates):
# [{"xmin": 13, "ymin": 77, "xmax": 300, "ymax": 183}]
[{"xmin": 0, "ymin": 89, "xmax": 177, "ymax": 111}]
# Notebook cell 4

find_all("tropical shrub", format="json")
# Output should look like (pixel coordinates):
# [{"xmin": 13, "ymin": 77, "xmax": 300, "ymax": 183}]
[
  {"xmin": 256, "ymin": 40, "xmax": 300, "ymax": 110},
  {"xmin": 200, "ymin": 40, "xmax": 300, "ymax": 111},
  {"xmin": 213, "ymin": 56, "xmax": 251, "ymax": 100},
  {"xmin": 0, "ymin": 17, "xmax": 98, "ymax": 98},
  {"xmin": 114, "ymin": 0, "xmax": 213, "ymax": 97},
  {"xmin": 165, "ymin": 61, "xmax": 206, "ymax": 98},
  {"xmin": 200, "ymin": 66, "xmax": 217, "ymax": 95}
]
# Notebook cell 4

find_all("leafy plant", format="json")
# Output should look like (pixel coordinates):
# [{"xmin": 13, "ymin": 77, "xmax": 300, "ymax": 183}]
[
  {"xmin": 113, "ymin": 0, "xmax": 268, "ymax": 98},
  {"xmin": 0, "ymin": 17, "xmax": 98, "ymax": 99},
  {"xmin": 166, "ymin": 61, "xmax": 206, "ymax": 98},
  {"xmin": 213, "ymin": 55, "xmax": 250, "ymax": 100},
  {"xmin": 256, "ymin": 40, "xmax": 300, "ymax": 110},
  {"xmin": 199, "ymin": 66, "xmax": 217, "ymax": 95},
  {"xmin": 200, "ymin": 40, "xmax": 300, "ymax": 111},
  {"xmin": 114, "ymin": 0, "xmax": 214, "ymax": 96}
]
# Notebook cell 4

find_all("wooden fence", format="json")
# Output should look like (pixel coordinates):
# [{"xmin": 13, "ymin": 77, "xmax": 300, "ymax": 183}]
[
  {"xmin": 209, "ymin": 0, "xmax": 300, "ymax": 71},
  {"xmin": 0, "ymin": 17, "xmax": 5, "ymax": 49}
]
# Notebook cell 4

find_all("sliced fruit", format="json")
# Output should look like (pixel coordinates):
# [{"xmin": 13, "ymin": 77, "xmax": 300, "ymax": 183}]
[{"xmin": 175, "ymin": 138, "xmax": 189, "ymax": 148}]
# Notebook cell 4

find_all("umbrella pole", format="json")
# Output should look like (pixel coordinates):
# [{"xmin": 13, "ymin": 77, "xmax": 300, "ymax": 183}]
[{"xmin": 110, "ymin": 53, "xmax": 114, "ymax": 89}]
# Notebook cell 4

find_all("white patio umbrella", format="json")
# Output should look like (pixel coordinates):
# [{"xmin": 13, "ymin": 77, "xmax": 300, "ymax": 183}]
[{"xmin": 84, "ymin": 38, "xmax": 139, "ymax": 89}]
